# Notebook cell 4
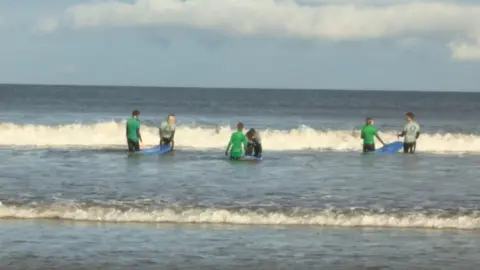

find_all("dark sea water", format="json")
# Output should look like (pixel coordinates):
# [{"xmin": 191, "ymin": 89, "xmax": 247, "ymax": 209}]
[{"xmin": 1, "ymin": 84, "xmax": 480, "ymax": 269}]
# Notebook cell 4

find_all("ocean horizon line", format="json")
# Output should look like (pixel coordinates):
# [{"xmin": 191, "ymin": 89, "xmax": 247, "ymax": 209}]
[{"xmin": 0, "ymin": 82, "xmax": 478, "ymax": 94}]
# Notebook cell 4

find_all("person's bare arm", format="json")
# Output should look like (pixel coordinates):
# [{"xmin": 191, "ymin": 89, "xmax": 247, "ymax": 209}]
[
  {"xmin": 170, "ymin": 130, "xmax": 175, "ymax": 149},
  {"xmin": 375, "ymin": 133, "xmax": 385, "ymax": 145},
  {"xmin": 137, "ymin": 128, "xmax": 142, "ymax": 143},
  {"xmin": 159, "ymin": 126, "xmax": 163, "ymax": 145},
  {"xmin": 225, "ymin": 141, "xmax": 231, "ymax": 156}
]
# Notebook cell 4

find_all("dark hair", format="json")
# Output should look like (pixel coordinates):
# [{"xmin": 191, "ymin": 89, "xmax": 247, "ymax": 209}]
[
  {"xmin": 246, "ymin": 128, "xmax": 255, "ymax": 138},
  {"xmin": 168, "ymin": 113, "xmax": 175, "ymax": 118},
  {"xmin": 406, "ymin": 112, "xmax": 415, "ymax": 118},
  {"xmin": 365, "ymin": 117, "xmax": 373, "ymax": 124},
  {"xmin": 132, "ymin": 110, "xmax": 140, "ymax": 116},
  {"xmin": 237, "ymin": 122, "xmax": 244, "ymax": 129}
]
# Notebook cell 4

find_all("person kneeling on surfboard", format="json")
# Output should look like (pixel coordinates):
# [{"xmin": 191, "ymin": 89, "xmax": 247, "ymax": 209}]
[
  {"xmin": 126, "ymin": 110, "xmax": 143, "ymax": 152},
  {"xmin": 225, "ymin": 122, "xmax": 248, "ymax": 160},
  {"xmin": 245, "ymin": 128, "xmax": 262, "ymax": 158},
  {"xmin": 397, "ymin": 112, "xmax": 420, "ymax": 154},
  {"xmin": 159, "ymin": 114, "xmax": 176, "ymax": 151},
  {"xmin": 361, "ymin": 117, "xmax": 385, "ymax": 152}
]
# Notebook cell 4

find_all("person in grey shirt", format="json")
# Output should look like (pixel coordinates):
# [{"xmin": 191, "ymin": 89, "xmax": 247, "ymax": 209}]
[
  {"xmin": 159, "ymin": 114, "xmax": 176, "ymax": 151},
  {"xmin": 398, "ymin": 112, "xmax": 420, "ymax": 153}
]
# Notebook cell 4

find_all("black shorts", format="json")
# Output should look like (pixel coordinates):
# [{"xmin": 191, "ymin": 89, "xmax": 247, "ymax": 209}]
[
  {"xmin": 160, "ymin": 138, "xmax": 171, "ymax": 146},
  {"xmin": 246, "ymin": 140, "xmax": 262, "ymax": 157},
  {"xmin": 403, "ymin": 142, "xmax": 416, "ymax": 153},
  {"xmin": 160, "ymin": 138, "xmax": 174, "ymax": 150},
  {"xmin": 127, "ymin": 139, "xmax": 140, "ymax": 152},
  {"xmin": 246, "ymin": 143, "xmax": 255, "ymax": 156},
  {"xmin": 363, "ymin": 144, "xmax": 375, "ymax": 152},
  {"xmin": 253, "ymin": 143, "xmax": 262, "ymax": 158}
]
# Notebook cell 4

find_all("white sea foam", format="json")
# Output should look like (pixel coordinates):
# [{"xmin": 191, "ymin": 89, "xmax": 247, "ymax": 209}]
[
  {"xmin": 0, "ymin": 121, "xmax": 478, "ymax": 153},
  {"xmin": 0, "ymin": 204, "xmax": 479, "ymax": 230}
]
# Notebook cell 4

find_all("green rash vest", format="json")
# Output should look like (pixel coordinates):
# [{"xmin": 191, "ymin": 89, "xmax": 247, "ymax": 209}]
[
  {"xmin": 228, "ymin": 131, "xmax": 247, "ymax": 157},
  {"xmin": 361, "ymin": 124, "xmax": 377, "ymax": 145},
  {"xmin": 126, "ymin": 117, "xmax": 141, "ymax": 142},
  {"xmin": 403, "ymin": 120, "xmax": 420, "ymax": 143}
]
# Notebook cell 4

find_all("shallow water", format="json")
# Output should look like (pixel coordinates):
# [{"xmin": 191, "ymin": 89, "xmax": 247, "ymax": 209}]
[
  {"xmin": 2, "ymin": 220, "xmax": 480, "ymax": 269},
  {"xmin": 1, "ymin": 148, "xmax": 479, "ymax": 229},
  {"xmin": 1, "ymin": 85, "xmax": 480, "ymax": 268}
]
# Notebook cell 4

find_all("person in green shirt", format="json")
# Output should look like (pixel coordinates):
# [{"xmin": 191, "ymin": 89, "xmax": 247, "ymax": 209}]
[
  {"xmin": 225, "ymin": 122, "xmax": 248, "ymax": 160},
  {"xmin": 126, "ymin": 109, "xmax": 142, "ymax": 152},
  {"xmin": 398, "ymin": 112, "xmax": 421, "ymax": 153},
  {"xmin": 361, "ymin": 117, "xmax": 385, "ymax": 152}
]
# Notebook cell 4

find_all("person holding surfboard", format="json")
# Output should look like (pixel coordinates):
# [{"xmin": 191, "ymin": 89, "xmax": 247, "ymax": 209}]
[
  {"xmin": 398, "ymin": 112, "xmax": 421, "ymax": 153},
  {"xmin": 361, "ymin": 117, "xmax": 385, "ymax": 152},
  {"xmin": 245, "ymin": 128, "xmax": 262, "ymax": 158},
  {"xmin": 159, "ymin": 114, "xmax": 176, "ymax": 151},
  {"xmin": 126, "ymin": 109, "xmax": 143, "ymax": 152},
  {"xmin": 225, "ymin": 122, "xmax": 248, "ymax": 160}
]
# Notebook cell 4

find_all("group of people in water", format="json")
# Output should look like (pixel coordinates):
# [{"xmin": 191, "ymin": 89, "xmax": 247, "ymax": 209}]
[
  {"xmin": 126, "ymin": 110, "xmax": 176, "ymax": 152},
  {"xmin": 361, "ymin": 112, "xmax": 421, "ymax": 153},
  {"xmin": 224, "ymin": 122, "xmax": 262, "ymax": 159},
  {"xmin": 125, "ymin": 110, "xmax": 263, "ymax": 159},
  {"xmin": 125, "ymin": 110, "xmax": 420, "ymax": 157}
]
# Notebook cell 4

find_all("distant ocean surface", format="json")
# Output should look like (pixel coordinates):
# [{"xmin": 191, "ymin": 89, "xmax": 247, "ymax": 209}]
[{"xmin": 1, "ymin": 84, "xmax": 480, "ymax": 269}]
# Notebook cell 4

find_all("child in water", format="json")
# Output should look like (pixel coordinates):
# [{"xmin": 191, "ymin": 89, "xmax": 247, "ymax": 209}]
[
  {"xmin": 245, "ymin": 128, "xmax": 262, "ymax": 158},
  {"xmin": 361, "ymin": 117, "xmax": 385, "ymax": 152},
  {"xmin": 225, "ymin": 122, "xmax": 248, "ymax": 160}
]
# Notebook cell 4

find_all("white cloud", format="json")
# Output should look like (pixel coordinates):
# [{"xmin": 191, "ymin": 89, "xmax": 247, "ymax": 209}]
[
  {"xmin": 450, "ymin": 40, "xmax": 480, "ymax": 61},
  {"xmin": 33, "ymin": 18, "xmax": 59, "ymax": 34},
  {"xmin": 55, "ymin": 0, "xmax": 480, "ymax": 60},
  {"xmin": 298, "ymin": 0, "xmax": 439, "ymax": 5}
]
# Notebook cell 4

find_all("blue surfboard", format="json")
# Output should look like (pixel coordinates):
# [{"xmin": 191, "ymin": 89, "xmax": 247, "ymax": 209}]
[
  {"xmin": 139, "ymin": 145, "xmax": 172, "ymax": 155},
  {"xmin": 375, "ymin": 141, "xmax": 403, "ymax": 154}
]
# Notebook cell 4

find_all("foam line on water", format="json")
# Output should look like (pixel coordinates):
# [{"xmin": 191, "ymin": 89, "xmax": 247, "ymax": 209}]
[{"xmin": 0, "ymin": 204, "xmax": 479, "ymax": 230}]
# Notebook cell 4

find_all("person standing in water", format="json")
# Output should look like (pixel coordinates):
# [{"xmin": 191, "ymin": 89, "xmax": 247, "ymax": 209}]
[
  {"xmin": 245, "ymin": 128, "xmax": 262, "ymax": 157},
  {"xmin": 225, "ymin": 122, "xmax": 248, "ymax": 160},
  {"xmin": 126, "ymin": 109, "xmax": 142, "ymax": 152},
  {"xmin": 398, "ymin": 112, "xmax": 421, "ymax": 153},
  {"xmin": 361, "ymin": 117, "xmax": 385, "ymax": 152},
  {"xmin": 159, "ymin": 114, "xmax": 176, "ymax": 151}
]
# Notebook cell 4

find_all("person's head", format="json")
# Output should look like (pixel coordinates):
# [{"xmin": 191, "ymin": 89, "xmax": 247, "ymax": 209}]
[
  {"xmin": 237, "ymin": 122, "xmax": 244, "ymax": 131},
  {"xmin": 167, "ymin": 114, "xmax": 176, "ymax": 125},
  {"xmin": 246, "ymin": 128, "xmax": 255, "ymax": 139},
  {"xmin": 406, "ymin": 112, "xmax": 414, "ymax": 121},
  {"xmin": 366, "ymin": 117, "xmax": 374, "ymax": 125},
  {"xmin": 132, "ymin": 110, "xmax": 140, "ymax": 118}
]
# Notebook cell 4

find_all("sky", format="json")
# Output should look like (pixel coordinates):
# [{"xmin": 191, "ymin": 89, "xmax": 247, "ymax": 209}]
[{"xmin": 1, "ymin": 0, "xmax": 480, "ymax": 91}]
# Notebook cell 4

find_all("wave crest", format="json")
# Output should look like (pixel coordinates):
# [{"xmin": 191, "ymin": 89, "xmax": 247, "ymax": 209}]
[
  {"xmin": 0, "ymin": 121, "xmax": 479, "ymax": 153},
  {"xmin": 1, "ymin": 204, "xmax": 479, "ymax": 230}
]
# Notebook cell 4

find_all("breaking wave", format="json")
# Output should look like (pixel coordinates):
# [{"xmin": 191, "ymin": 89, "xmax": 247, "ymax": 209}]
[
  {"xmin": 0, "ymin": 203, "xmax": 479, "ymax": 230},
  {"xmin": 0, "ymin": 121, "xmax": 479, "ymax": 153}
]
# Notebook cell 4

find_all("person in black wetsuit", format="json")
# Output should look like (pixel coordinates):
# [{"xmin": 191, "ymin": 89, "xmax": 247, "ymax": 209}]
[{"xmin": 245, "ymin": 128, "xmax": 262, "ymax": 157}]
